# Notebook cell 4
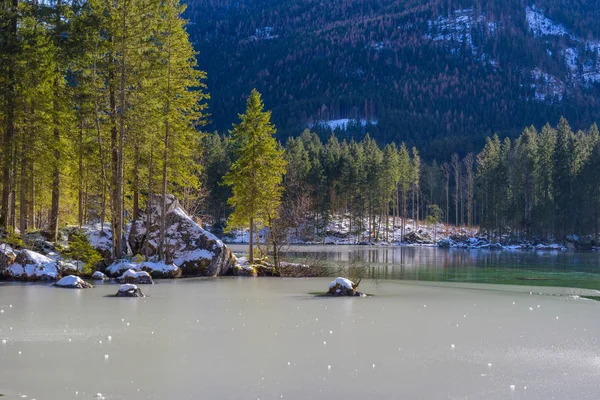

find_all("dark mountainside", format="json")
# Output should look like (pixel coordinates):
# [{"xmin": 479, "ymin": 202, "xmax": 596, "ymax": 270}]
[{"xmin": 185, "ymin": 0, "xmax": 600, "ymax": 158}]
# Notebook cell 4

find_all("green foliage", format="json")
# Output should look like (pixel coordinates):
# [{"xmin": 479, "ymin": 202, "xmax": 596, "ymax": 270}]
[
  {"xmin": 224, "ymin": 89, "xmax": 287, "ymax": 230},
  {"xmin": 63, "ymin": 233, "xmax": 103, "ymax": 275}
]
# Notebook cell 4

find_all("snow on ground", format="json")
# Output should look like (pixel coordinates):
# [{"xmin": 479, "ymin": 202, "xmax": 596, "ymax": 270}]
[
  {"xmin": 526, "ymin": 6, "xmax": 568, "ymax": 37},
  {"xmin": 530, "ymin": 68, "xmax": 565, "ymax": 101},
  {"xmin": 526, "ymin": 6, "xmax": 600, "ymax": 86},
  {"xmin": 425, "ymin": 8, "xmax": 499, "ymax": 65}
]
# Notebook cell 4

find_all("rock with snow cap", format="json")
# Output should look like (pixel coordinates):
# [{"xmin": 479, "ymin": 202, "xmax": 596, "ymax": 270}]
[
  {"xmin": 116, "ymin": 284, "xmax": 145, "ymax": 297},
  {"xmin": 4, "ymin": 249, "xmax": 59, "ymax": 281},
  {"xmin": 55, "ymin": 275, "xmax": 93, "ymax": 289},
  {"xmin": 116, "ymin": 269, "xmax": 154, "ymax": 284},
  {"xmin": 128, "ymin": 194, "xmax": 237, "ymax": 277},
  {"xmin": 326, "ymin": 277, "xmax": 366, "ymax": 297},
  {"xmin": 91, "ymin": 271, "xmax": 109, "ymax": 280}
]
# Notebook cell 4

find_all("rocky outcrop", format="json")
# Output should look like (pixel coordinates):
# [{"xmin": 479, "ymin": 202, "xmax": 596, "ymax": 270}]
[
  {"xmin": 565, "ymin": 235, "xmax": 595, "ymax": 251},
  {"xmin": 55, "ymin": 275, "xmax": 93, "ymax": 289},
  {"xmin": 22, "ymin": 231, "xmax": 58, "ymax": 255},
  {"xmin": 326, "ymin": 277, "xmax": 366, "ymax": 297},
  {"xmin": 4, "ymin": 249, "xmax": 59, "ymax": 281},
  {"xmin": 116, "ymin": 284, "xmax": 145, "ymax": 297},
  {"xmin": 403, "ymin": 231, "xmax": 432, "ymax": 244},
  {"xmin": 116, "ymin": 269, "xmax": 154, "ymax": 284},
  {"xmin": 128, "ymin": 194, "xmax": 237, "ymax": 277}
]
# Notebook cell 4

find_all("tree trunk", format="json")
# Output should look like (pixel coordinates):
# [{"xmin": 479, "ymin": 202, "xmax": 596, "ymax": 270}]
[
  {"xmin": 249, "ymin": 217, "xmax": 254, "ymax": 263},
  {"xmin": 1, "ymin": 0, "xmax": 18, "ymax": 230},
  {"xmin": 49, "ymin": 0, "xmax": 62, "ymax": 242}
]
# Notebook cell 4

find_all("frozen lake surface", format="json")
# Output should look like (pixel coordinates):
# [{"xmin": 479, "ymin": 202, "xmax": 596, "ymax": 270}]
[{"xmin": 1, "ymin": 277, "xmax": 599, "ymax": 399}]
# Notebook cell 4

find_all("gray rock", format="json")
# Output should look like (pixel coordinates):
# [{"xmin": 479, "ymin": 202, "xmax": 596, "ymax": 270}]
[
  {"xmin": 115, "ymin": 284, "xmax": 145, "ymax": 297},
  {"xmin": 128, "ymin": 194, "xmax": 237, "ymax": 277},
  {"xmin": 55, "ymin": 275, "xmax": 93, "ymax": 289}
]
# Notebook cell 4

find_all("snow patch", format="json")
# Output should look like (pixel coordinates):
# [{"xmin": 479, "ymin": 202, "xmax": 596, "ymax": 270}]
[{"xmin": 118, "ymin": 284, "xmax": 138, "ymax": 292}]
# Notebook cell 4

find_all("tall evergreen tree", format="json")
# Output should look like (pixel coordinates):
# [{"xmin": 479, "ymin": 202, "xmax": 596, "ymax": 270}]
[{"xmin": 224, "ymin": 89, "xmax": 286, "ymax": 263}]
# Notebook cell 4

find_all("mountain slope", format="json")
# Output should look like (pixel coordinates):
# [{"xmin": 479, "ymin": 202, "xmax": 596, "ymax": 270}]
[{"xmin": 185, "ymin": 0, "xmax": 600, "ymax": 157}]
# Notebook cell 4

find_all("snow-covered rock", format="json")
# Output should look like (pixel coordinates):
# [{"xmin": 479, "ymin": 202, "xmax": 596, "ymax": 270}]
[
  {"xmin": 55, "ymin": 275, "xmax": 93, "ymax": 289},
  {"xmin": 116, "ymin": 269, "xmax": 153, "ymax": 284},
  {"xmin": 128, "ymin": 194, "xmax": 237, "ymax": 277},
  {"xmin": 116, "ymin": 284, "xmax": 144, "ymax": 297},
  {"xmin": 326, "ymin": 277, "xmax": 365, "ymax": 297},
  {"xmin": 105, "ymin": 259, "xmax": 181, "ymax": 279},
  {"xmin": 91, "ymin": 271, "xmax": 108, "ymax": 280},
  {"xmin": 4, "ymin": 249, "xmax": 59, "ymax": 281}
]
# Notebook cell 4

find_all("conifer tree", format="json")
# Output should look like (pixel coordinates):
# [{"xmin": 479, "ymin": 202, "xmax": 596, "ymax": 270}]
[{"xmin": 224, "ymin": 89, "xmax": 287, "ymax": 263}]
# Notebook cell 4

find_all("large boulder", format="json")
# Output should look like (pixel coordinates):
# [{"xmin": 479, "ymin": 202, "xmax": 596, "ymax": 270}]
[
  {"xmin": 128, "ymin": 194, "xmax": 237, "ymax": 277},
  {"xmin": 116, "ymin": 284, "xmax": 145, "ymax": 297},
  {"xmin": 116, "ymin": 269, "xmax": 154, "ymax": 284},
  {"xmin": 55, "ymin": 275, "xmax": 93, "ymax": 289},
  {"xmin": 105, "ymin": 260, "xmax": 181, "ymax": 279},
  {"xmin": 5, "ymin": 249, "xmax": 59, "ymax": 281}
]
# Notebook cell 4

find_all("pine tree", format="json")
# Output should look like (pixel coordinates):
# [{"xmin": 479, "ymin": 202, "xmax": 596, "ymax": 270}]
[{"xmin": 224, "ymin": 89, "xmax": 287, "ymax": 263}]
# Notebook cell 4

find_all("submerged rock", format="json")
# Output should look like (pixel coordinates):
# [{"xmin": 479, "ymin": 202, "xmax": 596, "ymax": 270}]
[
  {"xmin": 55, "ymin": 275, "xmax": 93, "ymax": 289},
  {"xmin": 128, "ymin": 194, "xmax": 237, "ymax": 277},
  {"xmin": 4, "ymin": 249, "xmax": 59, "ymax": 281},
  {"xmin": 326, "ymin": 277, "xmax": 366, "ymax": 297},
  {"xmin": 116, "ymin": 269, "xmax": 154, "ymax": 284},
  {"xmin": 116, "ymin": 284, "xmax": 145, "ymax": 297},
  {"xmin": 91, "ymin": 271, "xmax": 109, "ymax": 280}
]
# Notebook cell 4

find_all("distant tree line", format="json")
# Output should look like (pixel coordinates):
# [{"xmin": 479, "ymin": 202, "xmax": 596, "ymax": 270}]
[{"xmin": 202, "ymin": 118, "xmax": 600, "ymax": 242}]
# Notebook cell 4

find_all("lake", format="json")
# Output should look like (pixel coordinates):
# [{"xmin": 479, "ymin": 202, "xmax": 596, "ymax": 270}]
[
  {"xmin": 1, "ymin": 246, "xmax": 600, "ymax": 399},
  {"xmin": 228, "ymin": 244, "xmax": 600, "ymax": 291}
]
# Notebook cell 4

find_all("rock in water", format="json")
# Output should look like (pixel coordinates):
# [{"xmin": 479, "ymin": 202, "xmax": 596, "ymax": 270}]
[
  {"xmin": 128, "ymin": 194, "xmax": 237, "ymax": 277},
  {"xmin": 116, "ymin": 269, "xmax": 154, "ymax": 284},
  {"xmin": 55, "ymin": 275, "xmax": 93, "ymax": 289},
  {"xmin": 91, "ymin": 271, "xmax": 109, "ymax": 280},
  {"xmin": 116, "ymin": 284, "xmax": 145, "ymax": 297},
  {"xmin": 326, "ymin": 277, "xmax": 366, "ymax": 297}
]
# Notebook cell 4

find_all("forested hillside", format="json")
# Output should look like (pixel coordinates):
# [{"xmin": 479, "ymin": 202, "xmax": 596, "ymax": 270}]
[{"xmin": 185, "ymin": 0, "xmax": 600, "ymax": 158}]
